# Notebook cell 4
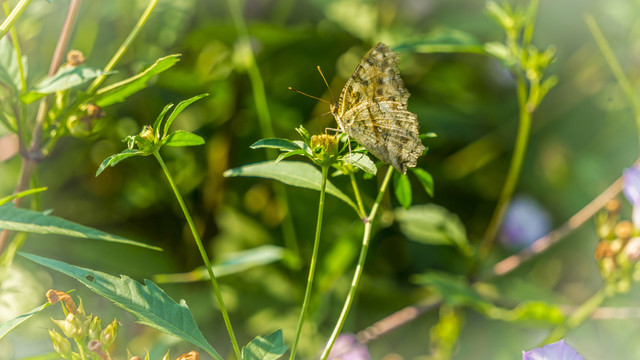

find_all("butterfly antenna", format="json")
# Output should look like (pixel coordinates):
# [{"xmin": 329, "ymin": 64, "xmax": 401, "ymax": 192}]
[
  {"xmin": 288, "ymin": 87, "xmax": 331, "ymax": 104},
  {"xmin": 317, "ymin": 66, "xmax": 336, "ymax": 104}
]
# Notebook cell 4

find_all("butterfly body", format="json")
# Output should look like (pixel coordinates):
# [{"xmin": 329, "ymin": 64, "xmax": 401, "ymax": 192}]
[{"xmin": 331, "ymin": 42, "xmax": 424, "ymax": 174}]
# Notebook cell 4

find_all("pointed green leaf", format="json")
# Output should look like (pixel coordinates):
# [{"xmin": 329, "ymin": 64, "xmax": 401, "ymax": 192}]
[
  {"xmin": 0, "ymin": 301, "xmax": 49, "ymax": 340},
  {"xmin": 163, "ymin": 94, "xmax": 209, "ymax": 138},
  {"xmin": 0, "ymin": 36, "xmax": 26, "ymax": 93},
  {"xmin": 0, "ymin": 204, "xmax": 160, "ymax": 251},
  {"xmin": 393, "ymin": 171, "xmax": 412, "ymax": 209},
  {"xmin": 96, "ymin": 149, "xmax": 145, "ymax": 176},
  {"xmin": 395, "ymin": 204, "xmax": 471, "ymax": 255},
  {"xmin": 395, "ymin": 29, "xmax": 485, "ymax": 54},
  {"xmin": 223, "ymin": 161, "xmax": 358, "ymax": 214},
  {"xmin": 153, "ymin": 103, "xmax": 174, "ymax": 139},
  {"xmin": 0, "ymin": 187, "xmax": 47, "ymax": 206},
  {"xmin": 274, "ymin": 149, "xmax": 307, "ymax": 164},
  {"xmin": 162, "ymin": 131, "xmax": 204, "ymax": 147},
  {"xmin": 250, "ymin": 138, "xmax": 302, "ymax": 152},
  {"xmin": 242, "ymin": 329, "xmax": 287, "ymax": 360},
  {"xmin": 94, "ymin": 55, "xmax": 181, "ymax": 107},
  {"xmin": 22, "ymin": 65, "xmax": 108, "ymax": 104},
  {"xmin": 20, "ymin": 253, "xmax": 222, "ymax": 360},
  {"xmin": 344, "ymin": 153, "xmax": 377, "ymax": 175},
  {"xmin": 410, "ymin": 168, "xmax": 434, "ymax": 197},
  {"xmin": 154, "ymin": 245, "xmax": 285, "ymax": 283}
]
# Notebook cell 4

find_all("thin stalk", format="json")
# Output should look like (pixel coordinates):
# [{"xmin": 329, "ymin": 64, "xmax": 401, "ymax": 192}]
[
  {"xmin": 225, "ymin": 0, "xmax": 300, "ymax": 260},
  {"xmin": 348, "ymin": 172, "xmax": 366, "ymax": 219},
  {"xmin": 0, "ymin": 0, "xmax": 33, "ymax": 38},
  {"xmin": 479, "ymin": 70, "xmax": 532, "ymax": 258},
  {"xmin": 86, "ymin": 0, "xmax": 159, "ymax": 95},
  {"xmin": 3, "ymin": 2, "xmax": 27, "ymax": 92},
  {"xmin": 586, "ymin": 14, "xmax": 640, "ymax": 144},
  {"xmin": 153, "ymin": 152, "xmax": 238, "ymax": 360},
  {"xmin": 289, "ymin": 165, "xmax": 329, "ymax": 360},
  {"xmin": 541, "ymin": 287, "xmax": 608, "ymax": 345},
  {"xmin": 320, "ymin": 166, "xmax": 394, "ymax": 360},
  {"xmin": 74, "ymin": 338, "xmax": 87, "ymax": 360}
]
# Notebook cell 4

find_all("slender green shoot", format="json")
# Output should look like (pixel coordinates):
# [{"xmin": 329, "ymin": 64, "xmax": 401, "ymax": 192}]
[
  {"xmin": 0, "ymin": 0, "xmax": 33, "ymax": 38},
  {"xmin": 289, "ymin": 165, "xmax": 329, "ymax": 360},
  {"xmin": 320, "ymin": 166, "xmax": 395, "ymax": 360},
  {"xmin": 153, "ymin": 151, "xmax": 241, "ymax": 360}
]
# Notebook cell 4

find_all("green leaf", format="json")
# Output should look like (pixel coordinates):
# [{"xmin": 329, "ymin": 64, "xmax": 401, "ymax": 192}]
[
  {"xmin": 163, "ymin": 94, "xmax": 209, "ymax": 138},
  {"xmin": 0, "ymin": 187, "xmax": 47, "ymax": 206},
  {"xmin": 153, "ymin": 103, "xmax": 174, "ymax": 139},
  {"xmin": 395, "ymin": 204, "xmax": 471, "ymax": 255},
  {"xmin": 0, "ymin": 204, "xmax": 160, "ymax": 251},
  {"xmin": 154, "ymin": 245, "xmax": 285, "ymax": 283},
  {"xmin": 242, "ymin": 329, "xmax": 287, "ymax": 360},
  {"xmin": 343, "ymin": 153, "xmax": 377, "ymax": 175},
  {"xmin": 162, "ymin": 131, "xmax": 204, "ymax": 147},
  {"xmin": 410, "ymin": 168, "xmax": 434, "ymax": 197},
  {"xmin": 274, "ymin": 149, "xmax": 307, "ymax": 164},
  {"xmin": 0, "ymin": 302, "xmax": 49, "ymax": 340},
  {"xmin": 0, "ymin": 36, "xmax": 26, "ymax": 93},
  {"xmin": 414, "ymin": 271, "xmax": 490, "ymax": 310},
  {"xmin": 251, "ymin": 138, "xmax": 302, "ymax": 152},
  {"xmin": 20, "ymin": 253, "xmax": 222, "ymax": 360},
  {"xmin": 483, "ymin": 41, "xmax": 513, "ymax": 65},
  {"xmin": 393, "ymin": 171, "xmax": 412, "ymax": 209},
  {"xmin": 94, "ymin": 55, "xmax": 181, "ymax": 107},
  {"xmin": 22, "ymin": 65, "xmax": 107, "ymax": 104},
  {"xmin": 95, "ymin": 149, "xmax": 145, "ymax": 176},
  {"xmin": 223, "ymin": 161, "xmax": 358, "ymax": 214},
  {"xmin": 396, "ymin": 28, "xmax": 485, "ymax": 55}
]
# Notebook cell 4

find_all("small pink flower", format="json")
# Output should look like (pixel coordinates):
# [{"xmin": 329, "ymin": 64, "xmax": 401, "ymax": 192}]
[
  {"xmin": 327, "ymin": 334, "xmax": 370, "ymax": 360},
  {"xmin": 623, "ymin": 166, "xmax": 640, "ymax": 227}
]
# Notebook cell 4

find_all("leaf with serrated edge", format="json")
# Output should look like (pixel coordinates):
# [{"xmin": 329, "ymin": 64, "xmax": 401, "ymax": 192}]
[
  {"xmin": 223, "ymin": 161, "xmax": 358, "ymax": 214},
  {"xmin": 20, "ymin": 253, "xmax": 221, "ymax": 360},
  {"xmin": 163, "ymin": 131, "xmax": 204, "ymax": 147},
  {"xmin": 0, "ymin": 204, "xmax": 160, "ymax": 251},
  {"xmin": 163, "ymin": 94, "xmax": 209, "ymax": 138},
  {"xmin": 0, "ymin": 302, "xmax": 49, "ymax": 340},
  {"xmin": 242, "ymin": 329, "xmax": 287, "ymax": 360}
]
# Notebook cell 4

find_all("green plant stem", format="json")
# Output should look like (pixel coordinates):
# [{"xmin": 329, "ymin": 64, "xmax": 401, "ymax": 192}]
[
  {"xmin": 225, "ymin": 0, "xmax": 300, "ymax": 261},
  {"xmin": 349, "ymin": 172, "xmax": 366, "ymax": 219},
  {"xmin": 0, "ymin": 0, "xmax": 33, "ymax": 38},
  {"xmin": 541, "ymin": 287, "xmax": 608, "ymax": 345},
  {"xmin": 86, "ymin": 0, "xmax": 158, "ymax": 94},
  {"xmin": 153, "ymin": 151, "xmax": 237, "ymax": 360},
  {"xmin": 3, "ymin": 2, "xmax": 26, "ymax": 92},
  {"xmin": 479, "ymin": 74, "xmax": 532, "ymax": 258},
  {"xmin": 289, "ymin": 165, "xmax": 329, "ymax": 360},
  {"xmin": 586, "ymin": 14, "xmax": 640, "ymax": 144},
  {"xmin": 74, "ymin": 338, "xmax": 87, "ymax": 360},
  {"xmin": 320, "ymin": 166, "xmax": 394, "ymax": 360}
]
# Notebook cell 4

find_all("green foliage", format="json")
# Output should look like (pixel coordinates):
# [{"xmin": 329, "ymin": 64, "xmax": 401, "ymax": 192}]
[
  {"xmin": 242, "ymin": 329, "xmax": 288, "ymax": 360},
  {"xmin": 0, "ymin": 302, "xmax": 49, "ymax": 340},
  {"xmin": 21, "ymin": 65, "xmax": 108, "ymax": 104},
  {"xmin": 393, "ymin": 172, "xmax": 412, "ymax": 209},
  {"xmin": 0, "ymin": 203, "xmax": 160, "ymax": 250},
  {"xmin": 20, "ymin": 253, "xmax": 222, "ymax": 360},
  {"xmin": 0, "ymin": 36, "xmax": 26, "ymax": 94}
]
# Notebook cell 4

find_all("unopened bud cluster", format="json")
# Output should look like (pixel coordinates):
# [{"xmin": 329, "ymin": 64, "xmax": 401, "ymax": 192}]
[
  {"xmin": 46, "ymin": 289, "xmax": 117, "ymax": 360},
  {"xmin": 594, "ymin": 200, "xmax": 640, "ymax": 294}
]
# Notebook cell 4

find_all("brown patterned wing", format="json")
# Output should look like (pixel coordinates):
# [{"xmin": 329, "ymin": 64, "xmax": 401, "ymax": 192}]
[
  {"xmin": 340, "ymin": 100, "xmax": 424, "ymax": 174},
  {"xmin": 334, "ymin": 43, "xmax": 410, "ymax": 120}
]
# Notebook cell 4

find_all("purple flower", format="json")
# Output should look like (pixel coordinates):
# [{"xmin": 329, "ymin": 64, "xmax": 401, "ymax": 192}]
[
  {"xmin": 500, "ymin": 195, "xmax": 551, "ymax": 249},
  {"xmin": 522, "ymin": 340, "xmax": 584, "ymax": 360},
  {"xmin": 623, "ymin": 166, "xmax": 640, "ymax": 227},
  {"xmin": 327, "ymin": 334, "xmax": 370, "ymax": 360}
]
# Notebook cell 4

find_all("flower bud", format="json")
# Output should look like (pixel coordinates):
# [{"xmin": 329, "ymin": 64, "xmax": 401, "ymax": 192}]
[
  {"xmin": 310, "ymin": 133, "xmax": 339, "ymax": 165},
  {"xmin": 89, "ymin": 316, "xmax": 102, "ymax": 340},
  {"xmin": 176, "ymin": 351, "xmax": 199, "ymax": 360},
  {"xmin": 66, "ymin": 50, "xmax": 85, "ymax": 66},
  {"xmin": 46, "ymin": 289, "xmax": 77, "ymax": 315},
  {"xmin": 52, "ymin": 317, "xmax": 78, "ymax": 338},
  {"xmin": 100, "ymin": 319, "xmax": 118, "ymax": 347},
  {"xmin": 605, "ymin": 199, "xmax": 620, "ymax": 216},
  {"xmin": 625, "ymin": 237, "xmax": 640, "ymax": 262},
  {"xmin": 615, "ymin": 221, "xmax": 633, "ymax": 241},
  {"xmin": 49, "ymin": 329, "xmax": 72, "ymax": 359},
  {"xmin": 594, "ymin": 241, "xmax": 613, "ymax": 260}
]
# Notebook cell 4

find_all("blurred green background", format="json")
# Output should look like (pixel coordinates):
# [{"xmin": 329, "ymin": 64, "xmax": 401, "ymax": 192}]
[{"xmin": 1, "ymin": 0, "xmax": 640, "ymax": 358}]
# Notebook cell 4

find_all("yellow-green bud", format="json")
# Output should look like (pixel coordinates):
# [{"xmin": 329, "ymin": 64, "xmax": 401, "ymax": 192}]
[
  {"xmin": 66, "ymin": 50, "xmax": 85, "ymax": 66},
  {"xmin": 310, "ymin": 133, "xmax": 339, "ymax": 165},
  {"xmin": 140, "ymin": 125, "xmax": 155, "ymax": 143},
  {"xmin": 49, "ymin": 329, "xmax": 72, "ymax": 359},
  {"xmin": 89, "ymin": 316, "xmax": 102, "ymax": 340},
  {"xmin": 100, "ymin": 319, "xmax": 118, "ymax": 347}
]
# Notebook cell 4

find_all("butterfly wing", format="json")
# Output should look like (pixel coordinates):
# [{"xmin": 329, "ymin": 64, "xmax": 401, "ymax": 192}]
[
  {"xmin": 341, "ymin": 100, "xmax": 424, "ymax": 174},
  {"xmin": 333, "ymin": 43, "xmax": 410, "ymax": 123}
]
